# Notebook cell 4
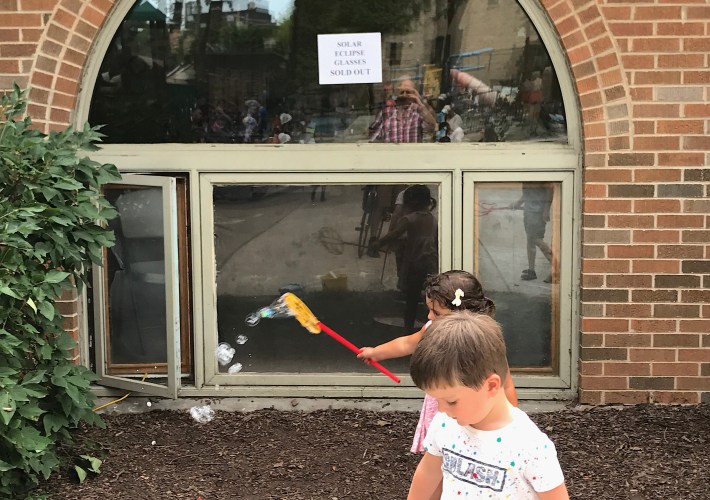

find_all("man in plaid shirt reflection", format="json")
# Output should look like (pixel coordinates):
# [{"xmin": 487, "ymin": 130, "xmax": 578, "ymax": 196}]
[{"xmin": 369, "ymin": 79, "xmax": 436, "ymax": 143}]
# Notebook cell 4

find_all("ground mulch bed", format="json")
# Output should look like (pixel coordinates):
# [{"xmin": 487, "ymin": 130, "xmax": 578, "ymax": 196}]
[{"xmin": 42, "ymin": 404, "xmax": 709, "ymax": 499}]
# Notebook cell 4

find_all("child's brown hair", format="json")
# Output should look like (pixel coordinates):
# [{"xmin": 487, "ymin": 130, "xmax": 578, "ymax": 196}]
[
  {"xmin": 425, "ymin": 270, "xmax": 495, "ymax": 317},
  {"xmin": 410, "ymin": 311, "xmax": 508, "ymax": 391}
]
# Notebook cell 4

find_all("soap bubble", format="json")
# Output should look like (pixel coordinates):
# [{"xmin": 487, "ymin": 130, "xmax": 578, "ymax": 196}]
[
  {"xmin": 245, "ymin": 312, "xmax": 260, "ymax": 326},
  {"xmin": 216, "ymin": 342, "xmax": 235, "ymax": 366},
  {"xmin": 189, "ymin": 405, "xmax": 215, "ymax": 423},
  {"xmin": 235, "ymin": 335, "xmax": 248, "ymax": 345},
  {"xmin": 228, "ymin": 362, "xmax": 243, "ymax": 374}
]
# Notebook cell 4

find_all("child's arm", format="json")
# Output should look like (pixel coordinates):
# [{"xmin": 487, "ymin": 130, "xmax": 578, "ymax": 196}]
[
  {"xmin": 504, "ymin": 369, "xmax": 519, "ymax": 407},
  {"xmin": 407, "ymin": 452, "xmax": 443, "ymax": 500},
  {"xmin": 537, "ymin": 483, "xmax": 570, "ymax": 500},
  {"xmin": 357, "ymin": 327, "xmax": 425, "ymax": 362}
]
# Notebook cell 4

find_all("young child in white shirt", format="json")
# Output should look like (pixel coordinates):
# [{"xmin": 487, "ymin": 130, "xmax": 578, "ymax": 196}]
[{"xmin": 407, "ymin": 311, "xmax": 568, "ymax": 500}]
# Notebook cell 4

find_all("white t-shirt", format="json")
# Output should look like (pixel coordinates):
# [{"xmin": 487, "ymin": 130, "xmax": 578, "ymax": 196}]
[{"xmin": 423, "ymin": 407, "xmax": 564, "ymax": 499}]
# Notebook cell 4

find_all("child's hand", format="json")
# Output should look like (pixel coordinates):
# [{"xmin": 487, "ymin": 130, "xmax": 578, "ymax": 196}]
[{"xmin": 357, "ymin": 347, "xmax": 379, "ymax": 362}]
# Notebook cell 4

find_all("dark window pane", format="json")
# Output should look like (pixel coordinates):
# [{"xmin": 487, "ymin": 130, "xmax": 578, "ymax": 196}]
[{"xmin": 90, "ymin": 0, "xmax": 567, "ymax": 144}]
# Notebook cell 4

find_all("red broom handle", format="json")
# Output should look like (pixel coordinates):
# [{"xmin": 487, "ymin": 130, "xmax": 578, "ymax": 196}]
[{"xmin": 317, "ymin": 321, "xmax": 401, "ymax": 384}]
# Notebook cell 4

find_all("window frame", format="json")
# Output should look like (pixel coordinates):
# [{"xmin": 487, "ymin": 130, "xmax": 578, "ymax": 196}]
[{"xmin": 75, "ymin": 0, "xmax": 582, "ymax": 400}]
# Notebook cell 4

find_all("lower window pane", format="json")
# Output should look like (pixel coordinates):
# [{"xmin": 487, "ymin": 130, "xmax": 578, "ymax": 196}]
[
  {"xmin": 474, "ymin": 182, "xmax": 560, "ymax": 371},
  {"xmin": 213, "ymin": 183, "xmax": 440, "ymax": 374}
]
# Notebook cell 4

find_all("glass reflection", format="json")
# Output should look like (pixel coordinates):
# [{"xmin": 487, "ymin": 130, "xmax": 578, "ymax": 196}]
[
  {"xmin": 90, "ymin": 0, "xmax": 566, "ymax": 144},
  {"xmin": 103, "ymin": 186, "xmax": 168, "ymax": 368},
  {"xmin": 474, "ymin": 181, "xmax": 559, "ymax": 370},
  {"xmin": 213, "ymin": 183, "xmax": 439, "ymax": 374}
]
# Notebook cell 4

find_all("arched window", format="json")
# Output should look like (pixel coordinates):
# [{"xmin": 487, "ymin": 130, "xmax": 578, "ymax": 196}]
[{"xmin": 83, "ymin": 0, "xmax": 580, "ymax": 400}]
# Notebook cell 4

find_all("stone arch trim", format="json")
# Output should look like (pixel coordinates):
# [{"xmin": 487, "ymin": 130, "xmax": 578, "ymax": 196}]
[
  {"xmin": 541, "ymin": 0, "xmax": 632, "ymax": 161},
  {"xmin": 27, "ymin": 0, "xmax": 113, "ymax": 133}
]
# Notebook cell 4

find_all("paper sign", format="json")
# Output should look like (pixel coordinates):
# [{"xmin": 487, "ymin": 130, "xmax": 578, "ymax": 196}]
[{"xmin": 317, "ymin": 32, "xmax": 382, "ymax": 85}]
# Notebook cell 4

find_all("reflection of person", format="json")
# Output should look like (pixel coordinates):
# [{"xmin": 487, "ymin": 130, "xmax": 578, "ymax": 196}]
[
  {"xmin": 358, "ymin": 270, "xmax": 519, "ymax": 453},
  {"xmin": 407, "ymin": 312, "xmax": 569, "ymax": 500},
  {"xmin": 511, "ymin": 184, "xmax": 553, "ymax": 282},
  {"xmin": 522, "ymin": 70, "xmax": 543, "ymax": 134},
  {"xmin": 369, "ymin": 79, "xmax": 436, "ymax": 143},
  {"xmin": 370, "ymin": 185, "xmax": 438, "ymax": 331}
]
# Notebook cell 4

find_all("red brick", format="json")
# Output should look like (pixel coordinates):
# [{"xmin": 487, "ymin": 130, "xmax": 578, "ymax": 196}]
[
  {"xmin": 633, "ymin": 230, "xmax": 679, "ymax": 243},
  {"xmin": 585, "ymin": 199, "xmax": 633, "ymax": 213},
  {"xmin": 632, "ymin": 103, "xmax": 679, "ymax": 118},
  {"xmin": 1, "ymin": 13, "xmax": 42, "ymax": 26},
  {"xmin": 0, "ymin": 59, "xmax": 20, "ymax": 73},
  {"xmin": 583, "ymin": 259, "xmax": 631, "ymax": 273},
  {"xmin": 657, "ymin": 120, "xmax": 704, "ymax": 135},
  {"xmin": 607, "ymin": 304, "xmax": 653, "ymax": 318},
  {"xmin": 630, "ymin": 348, "xmax": 676, "ymax": 362},
  {"xmin": 581, "ymin": 362, "xmax": 604, "ymax": 376},
  {"xmin": 581, "ymin": 376, "xmax": 629, "ymax": 390},
  {"xmin": 80, "ymin": 5, "xmax": 105, "ymax": 28},
  {"xmin": 632, "ymin": 260, "xmax": 679, "ymax": 273},
  {"xmin": 657, "ymin": 215, "xmax": 705, "ymax": 228},
  {"xmin": 683, "ymin": 71, "xmax": 710, "ymax": 85},
  {"xmin": 608, "ymin": 245, "xmax": 654, "ymax": 258},
  {"xmin": 657, "ymin": 23, "xmax": 705, "ymax": 37},
  {"xmin": 608, "ymin": 215, "xmax": 654, "ymax": 228},
  {"xmin": 683, "ymin": 39, "xmax": 710, "ymax": 52},
  {"xmin": 676, "ymin": 377, "xmax": 710, "ymax": 391},
  {"xmin": 605, "ymin": 361, "xmax": 650, "ymax": 376},
  {"xmin": 579, "ymin": 390, "xmax": 603, "ymax": 404},
  {"xmin": 634, "ymin": 200, "xmax": 681, "ymax": 213},
  {"xmin": 634, "ymin": 6, "xmax": 683, "ymax": 21},
  {"xmin": 634, "ymin": 136, "xmax": 679, "ymax": 151},
  {"xmin": 630, "ymin": 320, "xmax": 677, "ymax": 333},
  {"xmin": 683, "ymin": 136, "xmax": 710, "ymax": 150},
  {"xmin": 0, "ymin": 29, "xmax": 20, "ymax": 42},
  {"xmin": 657, "ymin": 153, "xmax": 705, "ymax": 167},
  {"xmin": 19, "ymin": 0, "xmax": 57, "ymax": 8},
  {"xmin": 582, "ymin": 318, "xmax": 630, "ymax": 332},
  {"xmin": 652, "ymin": 363, "xmax": 699, "ymax": 376},
  {"xmin": 652, "ymin": 391, "xmax": 699, "ymax": 404},
  {"xmin": 684, "ymin": 104, "xmax": 710, "ymax": 117},
  {"xmin": 607, "ymin": 274, "xmax": 653, "ymax": 288},
  {"xmin": 609, "ymin": 22, "xmax": 653, "ymax": 37},
  {"xmin": 604, "ymin": 391, "xmax": 650, "ymax": 404},
  {"xmin": 634, "ymin": 169, "xmax": 684, "ymax": 182},
  {"xmin": 632, "ymin": 38, "xmax": 680, "ymax": 52},
  {"xmin": 621, "ymin": 54, "xmax": 654, "ymax": 69},
  {"xmin": 585, "ymin": 169, "xmax": 633, "ymax": 182},
  {"xmin": 680, "ymin": 320, "xmax": 710, "ymax": 332}
]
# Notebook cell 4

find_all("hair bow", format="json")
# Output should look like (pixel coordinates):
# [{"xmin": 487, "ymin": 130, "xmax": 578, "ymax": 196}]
[{"xmin": 452, "ymin": 288, "xmax": 464, "ymax": 307}]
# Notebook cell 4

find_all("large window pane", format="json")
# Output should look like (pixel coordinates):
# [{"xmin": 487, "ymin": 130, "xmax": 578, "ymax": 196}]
[
  {"xmin": 213, "ymin": 183, "xmax": 439, "ymax": 374},
  {"xmin": 474, "ymin": 181, "xmax": 560, "ymax": 371},
  {"xmin": 90, "ymin": 0, "xmax": 566, "ymax": 144}
]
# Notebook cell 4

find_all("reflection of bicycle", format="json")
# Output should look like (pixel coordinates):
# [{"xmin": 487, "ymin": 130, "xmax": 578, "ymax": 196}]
[{"xmin": 355, "ymin": 186, "xmax": 390, "ymax": 258}]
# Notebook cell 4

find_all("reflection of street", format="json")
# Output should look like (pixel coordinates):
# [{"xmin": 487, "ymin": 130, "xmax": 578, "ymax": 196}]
[
  {"xmin": 214, "ymin": 186, "xmax": 398, "ymax": 297},
  {"xmin": 476, "ymin": 185, "xmax": 556, "ymax": 368}
]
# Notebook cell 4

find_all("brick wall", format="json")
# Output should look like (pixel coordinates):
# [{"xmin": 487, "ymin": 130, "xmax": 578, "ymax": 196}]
[{"xmin": 1, "ymin": 0, "xmax": 708, "ymax": 403}]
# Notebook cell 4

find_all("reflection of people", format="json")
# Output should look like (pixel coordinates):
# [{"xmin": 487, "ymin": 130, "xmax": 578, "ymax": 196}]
[
  {"xmin": 358, "ymin": 270, "xmax": 519, "ymax": 453},
  {"xmin": 511, "ymin": 184, "xmax": 553, "ymax": 282},
  {"xmin": 371, "ymin": 185, "xmax": 438, "ymax": 331},
  {"xmin": 407, "ymin": 312, "xmax": 568, "ymax": 500},
  {"xmin": 369, "ymin": 79, "xmax": 436, "ymax": 143}
]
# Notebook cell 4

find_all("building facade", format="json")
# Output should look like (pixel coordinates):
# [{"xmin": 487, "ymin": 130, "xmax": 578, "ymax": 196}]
[{"xmin": 1, "ymin": 0, "xmax": 708, "ymax": 404}]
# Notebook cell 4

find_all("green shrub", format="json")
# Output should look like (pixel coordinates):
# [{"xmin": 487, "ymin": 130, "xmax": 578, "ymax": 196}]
[{"xmin": 0, "ymin": 85, "xmax": 121, "ymax": 498}]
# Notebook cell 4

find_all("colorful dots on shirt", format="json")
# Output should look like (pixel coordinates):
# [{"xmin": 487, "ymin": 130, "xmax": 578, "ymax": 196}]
[{"xmin": 496, "ymin": 437, "xmax": 502, "ymax": 443}]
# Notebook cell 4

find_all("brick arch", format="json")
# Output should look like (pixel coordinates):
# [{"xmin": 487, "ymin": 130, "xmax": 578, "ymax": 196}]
[
  {"xmin": 542, "ymin": 0, "xmax": 632, "ymax": 161},
  {"xmin": 27, "ymin": 0, "xmax": 113, "ymax": 133}
]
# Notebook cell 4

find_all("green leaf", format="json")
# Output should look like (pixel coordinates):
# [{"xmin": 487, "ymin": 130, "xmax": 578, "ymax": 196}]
[
  {"xmin": 74, "ymin": 466, "xmax": 87, "ymax": 483},
  {"xmin": 26, "ymin": 297, "xmax": 37, "ymax": 313},
  {"xmin": 18, "ymin": 404, "xmax": 45, "ymax": 420},
  {"xmin": 0, "ymin": 459, "xmax": 14, "ymax": 472},
  {"xmin": 0, "ymin": 286, "xmax": 20, "ymax": 299},
  {"xmin": 38, "ymin": 301, "xmax": 55, "ymax": 320},
  {"xmin": 79, "ymin": 455, "xmax": 102, "ymax": 473},
  {"xmin": 43, "ymin": 413, "xmax": 68, "ymax": 435}
]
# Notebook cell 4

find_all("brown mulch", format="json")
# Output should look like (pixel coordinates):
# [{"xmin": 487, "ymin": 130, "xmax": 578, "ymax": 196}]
[{"xmin": 42, "ymin": 404, "xmax": 709, "ymax": 499}]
